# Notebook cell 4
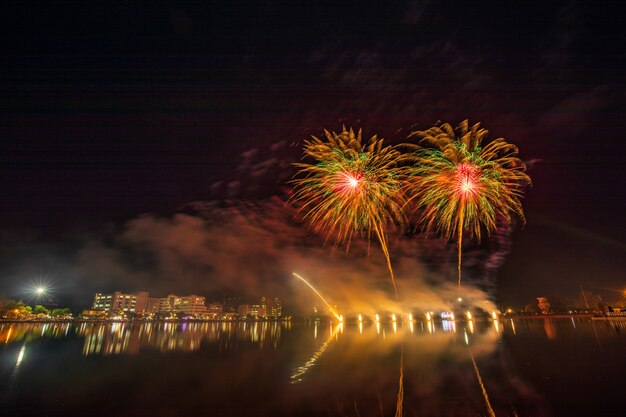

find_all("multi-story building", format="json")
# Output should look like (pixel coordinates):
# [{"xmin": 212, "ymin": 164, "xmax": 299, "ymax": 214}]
[
  {"xmin": 92, "ymin": 291, "xmax": 149, "ymax": 313},
  {"xmin": 260, "ymin": 296, "xmax": 282, "ymax": 318},
  {"xmin": 238, "ymin": 304, "xmax": 265, "ymax": 317},
  {"xmin": 147, "ymin": 294, "xmax": 207, "ymax": 315},
  {"xmin": 146, "ymin": 297, "xmax": 161, "ymax": 313},
  {"xmin": 207, "ymin": 302, "xmax": 223, "ymax": 317},
  {"xmin": 223, "ymin": 295, "xmax": 242, "ymax": 313},
  {"xmin": 172, "ymin": 294, "xmax": 207, "ymax": 315}
]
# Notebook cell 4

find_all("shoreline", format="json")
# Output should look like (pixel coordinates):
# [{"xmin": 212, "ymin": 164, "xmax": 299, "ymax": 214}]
[{"xmin": 4, "ymin": 314, "xmax": 625, "ymax": 324}]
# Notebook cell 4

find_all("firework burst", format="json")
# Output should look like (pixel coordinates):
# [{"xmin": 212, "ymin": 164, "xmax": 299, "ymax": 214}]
[
  {"xmin": 404, "ymin": 120, "xmax": 531, "ymax": 291},
  {"xmin": 291, "ymin": 127, "xmax": 406, "ymax": 300}
]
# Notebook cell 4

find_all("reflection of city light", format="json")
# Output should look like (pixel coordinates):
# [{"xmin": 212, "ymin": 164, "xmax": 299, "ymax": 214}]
[
  {"xmin": 511, "ymin": 319, "xmax": 516, "ymax": 335},
  {"xmin": 392, "ymin": 313, "xmax": 396, "ymax": 322},
  {"xmin": 16, "ymin": 345, "xmax": 25, "ymax": 366},
  {"xmin": 426, "ymin": 312, "xmax": 431, "ymax": 321},
  {"xmin": 376, "ymin": 322, "xmax": 380, "ymax": 334},
  {"xmin": 375, "ymin": 313, "xmax": 380, "ymax": 322},
  {"xmin": 358, "ymin": 314, "xmax": 362, "ymax": 322},
  {"xmin": 469, "ymin": 320, "xmax": 474, "ymax": 334},
  {"xmin": 491, "ymin": 311, "xmax": 498, "ymax": 320},
  {"xmin": 408, "ymin": 313, "xmax": 413, "ymax": 322},
  {"xmin": 494, "ymin": 320, "xmax": 500, "ymax": 333},
  {"xmin": 466, "ymin": 311, "xmax": 473, "ymax": 320},
  {"xmin": 442, "ymin": 320, "xmax": 456, "ymax": 333},
  {"xmin": 464, "ymin": 331, "xmax": 469, "ymax": 345},
  {"xmin": 409, "ymin": 321, "xmax": 414, "ymax": 333},
  {"xmin": 359, "ymin": 322, "xmax": 363, "ymax": 334},
  {"xmin": 392, "ymin": 321, "xmax": 397, "ymax": 334}
]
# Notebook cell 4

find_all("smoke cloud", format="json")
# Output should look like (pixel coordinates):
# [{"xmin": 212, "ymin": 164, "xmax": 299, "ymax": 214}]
[{"xmin": 63, "ymin": 198, "xmax": 500, "ymax": 314}]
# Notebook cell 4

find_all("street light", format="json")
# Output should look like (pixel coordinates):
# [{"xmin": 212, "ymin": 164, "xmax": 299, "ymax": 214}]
[{"xmin": 35, "ymin": 287, "xmax": 46, "ymax": 295}]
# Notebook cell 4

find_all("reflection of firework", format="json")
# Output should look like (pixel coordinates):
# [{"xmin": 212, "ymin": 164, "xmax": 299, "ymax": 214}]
[
  {"xmin": 291, "ymin": 128, "xmax": 406, "ymax": 299},
  {"xmin": 404, "ymin": 120, "xmax": 531, "ymax": 291},
  {"xmin": 290, "ymin": 322, "xmax": 342, "ymax": 384}
]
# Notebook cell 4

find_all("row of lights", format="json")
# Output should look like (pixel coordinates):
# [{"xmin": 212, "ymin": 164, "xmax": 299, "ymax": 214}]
[{"xmin": 344, "ymin": 310, "xmax": 499, "ymax": 323}]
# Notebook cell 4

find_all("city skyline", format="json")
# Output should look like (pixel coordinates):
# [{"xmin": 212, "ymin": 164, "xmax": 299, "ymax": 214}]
[{"xmin": 87, "ymin": 290, "xmax": 283, "ymax": 318}]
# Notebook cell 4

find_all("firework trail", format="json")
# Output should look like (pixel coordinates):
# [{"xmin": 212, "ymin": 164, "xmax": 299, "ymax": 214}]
[
  {"xmin": 292, "ymin": 273, "xmax": 342, "ymax": 321},
  {"xmin": 403, "ymin": 120, "xmax": 531, "ymax": 292},
  {"xmin": 291, "ymin": 127, "xmax": 406, "ymax": 300}
]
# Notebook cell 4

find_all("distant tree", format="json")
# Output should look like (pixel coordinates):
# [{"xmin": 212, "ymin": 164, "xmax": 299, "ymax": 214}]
[
  {"xmin": 577, "ymin": 290, "xmax": 604, "ymax": 310},
  {"xmin": 51, "ymin": 308, "xmax": 72, "ymax": 317},
  {"xmin": 33, "ymin": 305, "xmax": 50, "ymax": 316},
  {"xmin": 547, "ymin": 296, "xmax": 568, "ymax": 313},
  {"xmin": 1, "ymin": 300, "xmax": 32, "ymax": 318},
  {"xmin": 537, "ymin": 297, "xmax": 551, "ymax": 315},
  {"xmin": 523, "ymin": 302, "xmax": 540, "ymax": 315}
]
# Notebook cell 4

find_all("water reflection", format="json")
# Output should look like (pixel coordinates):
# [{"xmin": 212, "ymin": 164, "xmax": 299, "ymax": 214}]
[
  {"xmin": 1, "ymin": 318, "xmax": 625, "ymax": 417},
  {"xmin": 0, "ymin": 321, "xmax": 291, "ymax": 355}
]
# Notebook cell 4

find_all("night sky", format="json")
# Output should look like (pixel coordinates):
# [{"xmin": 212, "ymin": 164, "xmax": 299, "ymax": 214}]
[{"xmin": 1, "ymin": 1, "xmax": 625, "ymax": 309}]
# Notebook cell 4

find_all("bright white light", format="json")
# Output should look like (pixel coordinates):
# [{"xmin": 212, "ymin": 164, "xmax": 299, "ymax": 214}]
[
  {"xmin": 36, "ymin": 287, "xmax": 46, "ymax": 295},
  {"xmin": 461, "ymin": 179, "xmax": 475, "ymax": 193},
  {"xmin": 16, "ymin": 346, "xmax": 25, "ymax": 366},
  {"xmin": 348, "ymin": 176, "xmax": 360, "ymax": 188}
]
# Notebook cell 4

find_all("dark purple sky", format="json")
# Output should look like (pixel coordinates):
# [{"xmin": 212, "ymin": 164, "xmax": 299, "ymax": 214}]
[{"xmin": 1, "ymin": 1, "xmax": 625, "ymax": 308}]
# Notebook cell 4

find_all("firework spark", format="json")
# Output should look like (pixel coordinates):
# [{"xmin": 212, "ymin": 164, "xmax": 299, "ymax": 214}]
[
  {"xmin": 404, "ymin": 120, "xmax": 531, "ymax": 292},
  {"xmin": 291, "ymin": 128, "xmax": 406, "ymax": 300}
]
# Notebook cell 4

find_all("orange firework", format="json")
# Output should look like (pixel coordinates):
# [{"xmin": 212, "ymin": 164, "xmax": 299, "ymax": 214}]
[
  {"xmin": 291, "ymin": 127, "xmax": 406, "ymax": 300},
  {"xmin": 404, "ymin": 120, "xmax": 531, "ymax": 291}
]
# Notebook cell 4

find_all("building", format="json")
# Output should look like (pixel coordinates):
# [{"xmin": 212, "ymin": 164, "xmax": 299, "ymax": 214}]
[
  {"xmin": 207, "ymin": 302, "xmax": 223, "ymax": 317},
  {"xmin": 92, "ymin": 291, "xmax": 149, "ymax": 313},
  {"xmin": 80, "ymin": 309, "xmax": 109, "ymax": 320},
  {"xmin": 223, "ymin": 295, "xmax": 242, "ymax": 313},
  {"xmin": 146, "ymin": 297, "xmax": 161, "ymax": 313},
  {"xmin": 260, "ymin": 296, "xmax": 282, "ymax": 318},
  {"xmin": 172, "ymin": 294, "xmax": 207, "ymax": 315},
  {"xmin": 238, "ymin": 304, "xmax": 265, "ymax": 317},
  {"xmin": 147, "ymin": 294, "xmax": 207, "ymax": 315}
]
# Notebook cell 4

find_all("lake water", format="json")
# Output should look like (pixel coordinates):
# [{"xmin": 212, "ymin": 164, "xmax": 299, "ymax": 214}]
[{"xmin": 1, "ymin": 318, "xmax": 625, "ymax": 417}]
